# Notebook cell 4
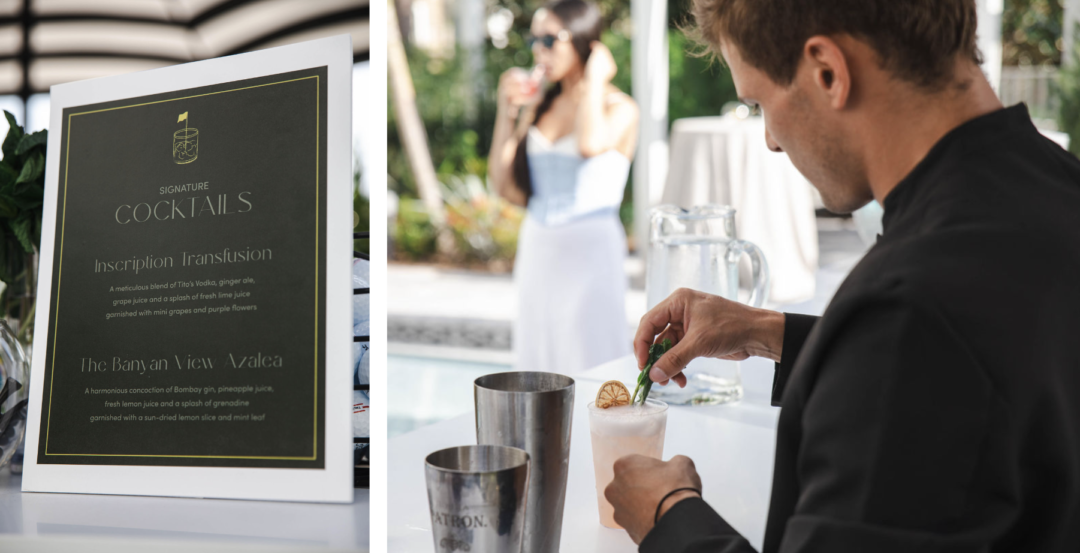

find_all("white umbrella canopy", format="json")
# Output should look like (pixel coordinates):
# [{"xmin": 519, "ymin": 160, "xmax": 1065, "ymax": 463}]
[{"xmin": 0, "ymin": 0, "xmax": 369, "ymax": 101}]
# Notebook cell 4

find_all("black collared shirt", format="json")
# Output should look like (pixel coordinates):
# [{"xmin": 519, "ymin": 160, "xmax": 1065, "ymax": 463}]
[{"xmin": 641, "ymin": 104, "xmax": 1080, "ymax": 552}]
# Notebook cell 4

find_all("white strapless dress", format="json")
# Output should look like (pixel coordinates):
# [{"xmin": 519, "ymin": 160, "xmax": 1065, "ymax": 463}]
[{"xmin": 513, "ymin": 127, "xmax": 632, "ymax": 375}]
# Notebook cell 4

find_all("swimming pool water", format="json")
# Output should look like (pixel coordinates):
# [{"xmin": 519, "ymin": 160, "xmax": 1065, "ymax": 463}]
[{"xmin": 388, "ymin": 354, "xmax": 511, "ymax": 438}]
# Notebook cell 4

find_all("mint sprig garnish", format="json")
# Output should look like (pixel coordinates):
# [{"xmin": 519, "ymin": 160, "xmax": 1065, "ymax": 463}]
[{"xmin": 632, "ymin": 338, "xmax": 671, "ymax": 405}]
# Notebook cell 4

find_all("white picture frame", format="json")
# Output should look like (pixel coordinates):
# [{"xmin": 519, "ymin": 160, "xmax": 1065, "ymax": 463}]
[{"xmin": 21, "ymin": 35, "xmax": 354, "ymax": 503}]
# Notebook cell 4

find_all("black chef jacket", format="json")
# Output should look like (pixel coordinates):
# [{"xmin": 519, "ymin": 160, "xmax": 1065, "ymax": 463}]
[{"xmin": 640, "ymin": 104, "xmax": 1080, "ymax": 552}]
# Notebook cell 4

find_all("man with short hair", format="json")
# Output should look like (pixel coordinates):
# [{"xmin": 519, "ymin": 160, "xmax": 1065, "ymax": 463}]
[{"xmin": 604, "ymin": 1, "xmax": 1080, "ymax": 551}]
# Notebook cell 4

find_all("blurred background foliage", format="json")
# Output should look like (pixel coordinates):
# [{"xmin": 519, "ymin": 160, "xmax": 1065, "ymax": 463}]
[
  {"xmin": 390, "ymin": 0, "xmax": 1080, "ymax": 265},
  {"xmin": 390, "ymin": 177, "xmax": 524, "ymax": 268},
  {"xmin": 1004, "ymin": 0, "xmax": 1063, "ymax": 66},
  {"xmin": 388, "ymin": 0, "xmax": 738, "ymax": 266},
  {"xmin": 1057, "ymin": 20, "xmax": 1080, "ymax": 154}
]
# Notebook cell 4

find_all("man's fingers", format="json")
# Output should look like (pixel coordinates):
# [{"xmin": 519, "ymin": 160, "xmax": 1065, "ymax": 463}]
[
  {"xmin": 649, "ymin": 338, "xmax": 695, "ymax": 383},
  {"xmin": 657, "ymin": 324, "xmax": 684, "ymax": 345},
  {"xmin": 612, "ymin": 453, "xmax": 647, "ymax": 476},
  {"xmin": 634, "ymin": 299, "xmax": 678, "ymax": 367},
  {"xmin": 672, "ymin": 455, "xmax": 703, "ymax": 489},
  {"xmin": 671, "ymin": 455, "xmax": 695, "ymax": 470},
  {"xmin": 651, "ymin": 325, "xmax": 685, "ymax": 385},
  {"xmin": 654, "ymin": 365, "xmax": 688, "ymax": 388}
]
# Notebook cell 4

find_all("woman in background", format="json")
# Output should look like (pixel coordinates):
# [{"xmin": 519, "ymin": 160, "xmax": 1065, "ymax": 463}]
[{"xmin": 488, "ymin": 0, "xmax": 639, "ymax": 374}]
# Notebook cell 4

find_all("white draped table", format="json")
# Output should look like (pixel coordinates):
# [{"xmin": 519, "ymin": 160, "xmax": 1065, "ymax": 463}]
[
  {"xmin": 664, "ymin": 115, "xmax": 820, "ymax": 306},
  {"xmin": 387, "ymin": 355, "xmax": 782, "ymax": 552}
]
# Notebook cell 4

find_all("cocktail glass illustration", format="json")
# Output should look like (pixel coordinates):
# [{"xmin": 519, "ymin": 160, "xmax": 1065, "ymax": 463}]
[{"xmin": 173, "ymin": 128, "xmax": 198, "ymax": 164}]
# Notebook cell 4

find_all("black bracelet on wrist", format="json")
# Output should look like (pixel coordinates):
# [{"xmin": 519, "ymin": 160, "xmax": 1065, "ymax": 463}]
[{"xmin": 654, "ymin": 487, "xmax": 702, "ymax": 524}]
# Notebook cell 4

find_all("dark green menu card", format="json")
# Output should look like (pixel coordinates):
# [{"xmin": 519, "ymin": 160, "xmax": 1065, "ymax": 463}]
[{"xmin": 23, "ymin": 36, "xmax": 353, "ymax": 502}]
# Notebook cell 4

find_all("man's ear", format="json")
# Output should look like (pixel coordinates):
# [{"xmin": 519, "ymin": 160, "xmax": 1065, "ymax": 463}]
[{"xmin": 803, "ymin": 36, "xmax": 851, "ymax": 110}]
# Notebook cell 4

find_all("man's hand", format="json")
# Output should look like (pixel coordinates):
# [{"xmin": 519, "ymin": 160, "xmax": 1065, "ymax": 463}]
[
  {"xmin": 605, "ymin": 455, "xmax": 703, "ymax": 544},
  {"xmin": 635, "ymin": 288, "xmax": 785, "ymax": 387}
]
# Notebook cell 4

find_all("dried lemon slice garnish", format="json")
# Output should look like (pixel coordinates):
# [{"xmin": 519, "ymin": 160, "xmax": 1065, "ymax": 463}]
[{"xmin": 596, "ymin": 380, "xmax": 631, "ymax": 409}]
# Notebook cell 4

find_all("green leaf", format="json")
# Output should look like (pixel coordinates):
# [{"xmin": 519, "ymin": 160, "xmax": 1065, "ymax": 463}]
[
  {"xmin": 0, "ymin": 197, "xmax": 18, "ymax": 219},
  {"xmin": 633, "ymin": 338, "xmax": 672, "ymax": 405},
  {"xmin": 1, "ymin": 111, "xmax": 23, "ymax": 162},
  {"xmin": 0, "ymin": 161, "xmax": 16, "ymax": 189},
  {"xmin": 9, "ymin": 216, "xmax": 32, "ymax": 254},
  {"xmin": 15, "ymin": 152, "xmax": 43, "ymax": 186},
  {"xmin": 15, "ymin": 130, "xmax": 47, "ymax": 157},
  {"xmin": 11, "ymin": 183, "xmax": 43, "ymax": 211}
]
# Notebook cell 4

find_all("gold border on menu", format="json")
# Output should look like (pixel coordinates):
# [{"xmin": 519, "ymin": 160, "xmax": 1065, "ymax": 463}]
[{"xmin": 43, "ymin": 74, "xmax": 323, "ymax": 461}]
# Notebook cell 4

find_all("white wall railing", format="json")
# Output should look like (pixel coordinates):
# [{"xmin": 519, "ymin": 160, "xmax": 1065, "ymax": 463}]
[{"xmin": 999, "ymin": 65, "xmax": 1060, "ymax": 124}]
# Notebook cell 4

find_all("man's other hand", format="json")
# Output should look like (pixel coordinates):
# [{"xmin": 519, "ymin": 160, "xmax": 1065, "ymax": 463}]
[
  {"xmin": 635, "ymin": 288, "xmax": 785, "ymax": 387},
  {"xmin": 605, "ymin": 454, "xmax": 703, "ymax": 543}
]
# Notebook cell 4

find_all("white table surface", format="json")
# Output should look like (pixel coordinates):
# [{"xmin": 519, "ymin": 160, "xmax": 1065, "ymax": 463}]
[
  {"xmin": 0, "ymin": 469, "xmax": 369, "ymax": 552},
  {"xmin": 388, "ymin": 355, "xmax": 781, "ymax": 552}
]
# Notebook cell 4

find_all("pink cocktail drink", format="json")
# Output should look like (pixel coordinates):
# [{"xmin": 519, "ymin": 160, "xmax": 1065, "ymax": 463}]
[
  {"xmin": 507, "ymin": 65, "xmax": 544, "ymax": 105},
  {"xmin": 521, "ymin": 74, "xmax": 540, "ymax": 98},
  {"xmin": 587, "ymin": 398, "xmax": 668, "ymax": 528}
]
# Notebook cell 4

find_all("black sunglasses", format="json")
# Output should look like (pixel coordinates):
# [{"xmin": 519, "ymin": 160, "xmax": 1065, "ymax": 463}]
[{"xmin": 527, "ymin": 31, "xmax": 570, "ymax": 50}]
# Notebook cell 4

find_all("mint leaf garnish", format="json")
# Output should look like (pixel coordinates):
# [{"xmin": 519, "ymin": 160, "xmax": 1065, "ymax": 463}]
[{"xmin": 632, "ymin": 338, "xmax": 671, "ymax": 405}]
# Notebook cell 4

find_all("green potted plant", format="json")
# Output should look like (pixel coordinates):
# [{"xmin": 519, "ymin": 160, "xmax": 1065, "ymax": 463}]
[{"xmin": 0, "ymin": 111, "xmax": 47, "ymax": 346}]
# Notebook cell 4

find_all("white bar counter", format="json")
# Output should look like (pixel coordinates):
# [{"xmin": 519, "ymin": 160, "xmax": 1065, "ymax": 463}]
[
  {"xmin": 0, "ymin": 469, "xmax": 368, "ymax": 552},
  {"xmin": 388, "ymin": 355, "xmax": 781, "ymax": 552}
]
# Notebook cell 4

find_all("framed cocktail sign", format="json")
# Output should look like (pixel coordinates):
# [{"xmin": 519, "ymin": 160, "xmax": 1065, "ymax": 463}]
[{"xmin": 22, "ymin": 36, "xmax": 354, "ymax": 502}]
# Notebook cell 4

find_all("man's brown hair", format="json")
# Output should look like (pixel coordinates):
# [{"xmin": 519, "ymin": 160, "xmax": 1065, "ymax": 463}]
[{"xmin": 690, "ymin": 0, "xmax": 983, "ymax": 91}]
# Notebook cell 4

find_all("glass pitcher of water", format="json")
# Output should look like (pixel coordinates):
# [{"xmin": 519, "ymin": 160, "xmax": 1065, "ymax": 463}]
[{"xmin": 646, "ymin": 205, "xmax": 769, "ymax": 405}]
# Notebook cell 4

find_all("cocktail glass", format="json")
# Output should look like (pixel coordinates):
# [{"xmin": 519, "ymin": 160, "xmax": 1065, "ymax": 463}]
[
  {"xmin": 521, "ymin": 65, "xmax": 542, "ymax": 98},
  {"xmin": 587, "ymin": 398, "xmax": 668, "ymax": 528}
]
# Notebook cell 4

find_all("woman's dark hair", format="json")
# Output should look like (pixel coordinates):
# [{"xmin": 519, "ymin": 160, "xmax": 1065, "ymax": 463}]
[{"xmin": 511, "ymin": 0, "xmax": 604, "ymax": 199}]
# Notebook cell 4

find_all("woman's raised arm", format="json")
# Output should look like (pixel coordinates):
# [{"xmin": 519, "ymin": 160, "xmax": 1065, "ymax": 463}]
[
  {"xmin": 577, "ymin": 42, "xmax": 639, "ymax": 159},
  {"xmin": 488, "ymin": 68, "xmax": 533, "ymax": 207}
]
